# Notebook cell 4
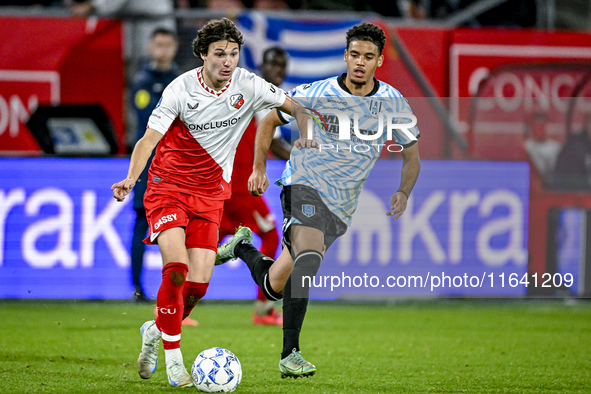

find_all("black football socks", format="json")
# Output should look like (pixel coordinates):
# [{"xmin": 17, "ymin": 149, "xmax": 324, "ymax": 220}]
[
  {"xmin": 234, "ymin": 240, "xmax": 282, "ymax": 301},
  {"xmin": 281, "ymin": 250, "xmax": 322, "ymax": 358}
]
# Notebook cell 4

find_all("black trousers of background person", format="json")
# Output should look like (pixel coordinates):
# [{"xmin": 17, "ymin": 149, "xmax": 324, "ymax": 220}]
[{"xmin": 131, "ymin": 208, "xmax": 149, "ymax": 294}]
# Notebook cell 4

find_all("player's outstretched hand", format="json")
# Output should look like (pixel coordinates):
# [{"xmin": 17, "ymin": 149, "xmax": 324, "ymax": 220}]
[
  {"xmin": 248, "ymin": 169, "xmax": 269, "ymax": 197},
  {"xmin": 386, "ymin": 191, "xmax": 408, "ymax": 221},
  {"xmin": 294, "ymin": 138, "xmax": 318, "ymax": 150},
  {"xmin": 111, "ymin": 178, "xmax": 135, "ymax": 202}
]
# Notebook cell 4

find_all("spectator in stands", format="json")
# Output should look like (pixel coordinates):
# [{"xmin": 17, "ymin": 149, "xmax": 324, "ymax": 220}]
[
  {"xmin": 201, "ymin": 0, "xmax": 296, "ymax": 10},
  {"xmin": 523, "ymin": 111, "xmax": 561, "ymax": 186},
  {"xmin": 409, "ymin": 0, "xmax": 537, "ymax": 27},
  {"xmin": 553, "ymin": 113, "xmax": 591, "ymax": 191},
  {"xmin": 175, "ymin": 0, "xmax": 204, "ymax": 7},
  {"xmin": 407, "ymin": 0, "xmax": 455, "ymax": 19},
  {"xmin": 0, "ymin": 0, "xmax": 59, "ymax": 5},
  {"xmin": 0, "ymin": 0, "xmax": 61, "ymax": 7},
  {"xmin": 351, "ymin": 0, "xmax": 404, "ymax": 17},
  {"xmin": 129, "ymin": 28, "xmax": 179, "ymax": 304}
]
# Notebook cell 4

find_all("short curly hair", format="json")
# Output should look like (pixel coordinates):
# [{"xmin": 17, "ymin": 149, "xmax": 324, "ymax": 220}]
[
  {"xmin": 346, "ymin": 23, "xmax": 386, "ymax": 55},
  {"xmin": 193, "ymin": 18, "xmax": 244, "ymax": 57}
]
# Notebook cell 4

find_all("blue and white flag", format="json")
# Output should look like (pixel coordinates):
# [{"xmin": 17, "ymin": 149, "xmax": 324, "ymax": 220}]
[{"xmin": 237, "ymin": 12, "xmax": 361, "ymax": 89}]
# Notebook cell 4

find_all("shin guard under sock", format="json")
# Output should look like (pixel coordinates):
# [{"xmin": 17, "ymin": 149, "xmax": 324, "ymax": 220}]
[
  {"xmin": 182, "ymin": 281, "xmax": 208, "ymax": 320},
  {"xmin": 155, "ymin": 262, "xmax": 187, "ymax": 350}
]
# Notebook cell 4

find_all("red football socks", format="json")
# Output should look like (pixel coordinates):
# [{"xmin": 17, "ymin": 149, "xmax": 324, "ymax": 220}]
[
  {"xmin": 155, "ymin": 262, "xmax": 187, "ymax": 350},
  {"xmin": 182, "ymin": 281, "xmax": 209, "ymax": 320}
]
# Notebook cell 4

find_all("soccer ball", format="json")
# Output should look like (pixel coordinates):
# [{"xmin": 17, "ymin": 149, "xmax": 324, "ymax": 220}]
[{"xmin": 191, "ymin": 347, "xmax": 242, "ymax": 392}]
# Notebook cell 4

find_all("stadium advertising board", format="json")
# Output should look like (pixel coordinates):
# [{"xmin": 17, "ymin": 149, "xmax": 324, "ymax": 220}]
[
  {"xmin": 316, "ymin": 160, "xmax": 531, "ymax": 298},
  {"xmin": 0, "ymin": 17, "xmax": 125, "ymax": 153},
  {"xmin": 1, "ymin": 158, "xmax": 532, "ymax": 299},
  {"xmin": 450, "ymin": 29, "xmax": 591, "ymax": 159}
]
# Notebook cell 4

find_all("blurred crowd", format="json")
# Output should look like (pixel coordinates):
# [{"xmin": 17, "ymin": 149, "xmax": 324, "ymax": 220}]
[
  {"xmin": 2, "ymin": 1, "xmax": 591, "ymax": 31},
  {"xmin": 3, "ymin": 0, "xmax": 591, "ymax": 185},
  {"xmin": 524, "ymin": 111, "xmax": 591, "ymax": 191},
  {"xmin": 0, "ymin": 0, "xmax": 544, "ymax": 28}
]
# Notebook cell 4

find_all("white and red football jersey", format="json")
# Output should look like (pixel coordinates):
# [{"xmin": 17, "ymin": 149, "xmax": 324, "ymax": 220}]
[{"xmin": 146, "ymin": 66, "xmax": 286, "ymax": 199}]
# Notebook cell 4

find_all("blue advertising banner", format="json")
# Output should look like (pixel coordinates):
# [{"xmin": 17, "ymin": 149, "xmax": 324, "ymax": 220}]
[
  {"xmin": 317, "ymin": 160, "xmax": 531, "ymax": 298},
  {"xmin": 0, "ymin": 158, "xmax": 271, "ymax": 300},
  {"xmin": 0, "ymin": 158, "xmax": 530, "ymax": 299}
]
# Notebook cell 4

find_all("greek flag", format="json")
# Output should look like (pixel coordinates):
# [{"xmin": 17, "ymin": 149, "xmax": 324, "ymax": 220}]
[{"xmin": 237, "ymin": 12, "xmax": 361, "ymax": 89}]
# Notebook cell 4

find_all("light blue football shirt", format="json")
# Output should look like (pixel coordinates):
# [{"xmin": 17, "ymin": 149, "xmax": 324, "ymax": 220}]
[{"xmin": 277, "ymin": 74, "xmax": 420, "ymax": 226}]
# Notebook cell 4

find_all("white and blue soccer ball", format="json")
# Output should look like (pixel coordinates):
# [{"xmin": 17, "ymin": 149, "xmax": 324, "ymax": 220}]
[{"xmin": 192, "ymin": 347, "xmax": 242, "ymax": 392}]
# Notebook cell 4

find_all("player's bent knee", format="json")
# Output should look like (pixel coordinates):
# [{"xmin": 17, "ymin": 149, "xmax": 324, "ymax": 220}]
[
  {"xmin": 290, "ymin": 250, "xmax": 323, "ymax": 298},
  {"xmin": 162, "ymin": 262, "xmax": 189, "ymax": 287},
  {"xmin": 170, "ymin": 271, "xmax": 186, "ymax": 286},
  {"xmin": 293, "ymin": 250, "xmax": 323, "ymax": 277}
]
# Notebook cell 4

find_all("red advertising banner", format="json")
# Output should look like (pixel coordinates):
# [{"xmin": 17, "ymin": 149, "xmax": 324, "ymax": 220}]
[
  {"xmin": 376, "ymin": 24, "xmax": 450, "ymax": 159},
  {"xmin": 377, "ymin": 25, "xmax": 448, "ymax": 98},
  {"xmin": 0, "ymin": 17, "xmax": 124, "ymax": 153},
  {"xmin": 469, "ymin": 64, "xmax": 591, "ymax": 160},
  {"xmin": 450, "ymin": 28, "xmax": 591, "ymax": 159}
]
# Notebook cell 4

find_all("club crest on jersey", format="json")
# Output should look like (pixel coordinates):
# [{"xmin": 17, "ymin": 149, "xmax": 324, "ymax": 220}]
[
  {"xmin": 230, "ymin": 94, "xmax": 244, "ymax": 109},
  {"xmin": 369, "ymin": 100, "xmax": 382, "ymax": 115},
  {"xmin": 302, "ymin": 204, "xmax": 315, "ymax": 218},
  {"xmin": 187, "ymin": 102, "xmax": 199, "ymax": 110}
]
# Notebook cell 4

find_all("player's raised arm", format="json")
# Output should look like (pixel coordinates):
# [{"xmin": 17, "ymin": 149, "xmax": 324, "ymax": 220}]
[
  {"xmin": 249, "ymin": 108, "xmax": 288, "ymax": 197},
  {"xmin": 289, "ymin": 99, "xmax": 317, "ymax": 150},
  {"xmin": 111, "ymin": 128, "xmax": 163, "ymax": 201},
  {"xmin": 387, "ymin": 142, "xmax": 420, "ymax": 220}
]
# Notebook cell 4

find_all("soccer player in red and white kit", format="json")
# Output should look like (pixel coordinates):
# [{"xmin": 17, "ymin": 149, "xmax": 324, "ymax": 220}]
[{"xmin": 111, "ymin": 18, "xmax": 304, "ymax": 388}]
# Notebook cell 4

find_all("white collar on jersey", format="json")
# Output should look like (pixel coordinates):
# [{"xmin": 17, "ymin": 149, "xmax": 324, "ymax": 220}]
[{"xmin": 197, "ymin": 68, "xmax": 232, "ymax": 97}]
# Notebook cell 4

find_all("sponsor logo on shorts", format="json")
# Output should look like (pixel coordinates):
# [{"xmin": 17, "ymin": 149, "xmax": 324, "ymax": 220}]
[
  {"xmin": 154, "ymin": 213, "xmax": 177, "ymax": 230},
  {"xmin": 302, "ymin": 204, "xmax": 315, "ymax": 218}
]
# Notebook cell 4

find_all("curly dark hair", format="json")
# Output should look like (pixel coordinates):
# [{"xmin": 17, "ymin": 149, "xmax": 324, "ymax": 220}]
[
  {"xmin": 346, "ymin": 23, "xmax": 386, "ymax": 55},
  {"xmin": 192, "ymin": 18, "xmax": 244, "ymax": 57}
]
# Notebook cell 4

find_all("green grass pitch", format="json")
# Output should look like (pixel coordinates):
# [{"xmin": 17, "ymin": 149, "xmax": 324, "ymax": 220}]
[{"xmin": 0, "ymin": 299, "xmax": 590, "ymax": 393}]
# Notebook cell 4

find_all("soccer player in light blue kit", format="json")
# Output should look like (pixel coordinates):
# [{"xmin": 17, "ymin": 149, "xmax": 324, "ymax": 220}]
[{"xmin": 217, "ymin": 22, "xmax": 421, "ymax": 378}]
